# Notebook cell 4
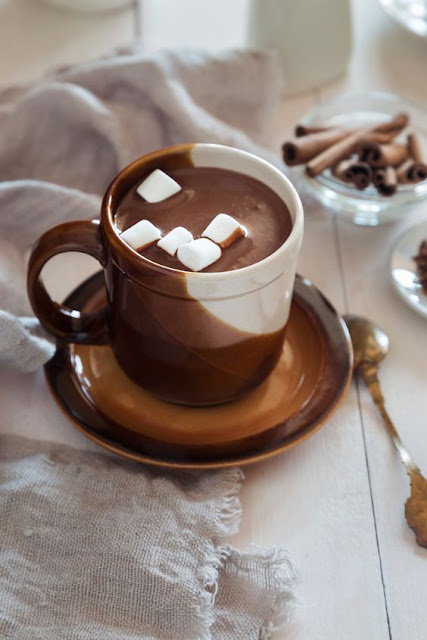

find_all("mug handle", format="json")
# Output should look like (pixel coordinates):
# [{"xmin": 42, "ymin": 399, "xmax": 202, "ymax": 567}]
[{"xmin": 27, "ymin": 219, "xmax": 109, "ymax": 344}]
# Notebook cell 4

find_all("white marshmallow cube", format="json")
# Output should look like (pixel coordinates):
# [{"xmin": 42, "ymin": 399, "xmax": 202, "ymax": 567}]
[
  {"xmin": 157, "ymin": 226, "xmax": 193, "ymax": 256},
  {"xmin": 202, "ymin": 213, "xmax": 245, "ymax": 248},
  {"xmin": 177, "ymin": 238, "xmax": 222, "ymax": 272},
  {"xmin": 136, "ymin": 169, "xmax": 181, "ymax": 203},
  {"xmin": 120, "ymin": 219, "xmax": 161, "ymax": 251}
]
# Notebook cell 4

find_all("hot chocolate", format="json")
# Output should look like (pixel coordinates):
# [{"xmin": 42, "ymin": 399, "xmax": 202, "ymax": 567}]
[{"xmin": 114, "ymin": 167, "xmax": 292, "ymax": 272}]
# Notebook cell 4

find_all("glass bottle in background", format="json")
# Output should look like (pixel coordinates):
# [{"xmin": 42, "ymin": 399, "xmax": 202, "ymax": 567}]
[{"xmin": 247, "ymin": 0, "xmax": 352, "ymax": 95}]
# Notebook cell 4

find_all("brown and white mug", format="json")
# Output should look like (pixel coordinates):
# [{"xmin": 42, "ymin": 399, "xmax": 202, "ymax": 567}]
[{"xmin": 27, "ymin": 144, "xmax": 304, "ymax": 406}]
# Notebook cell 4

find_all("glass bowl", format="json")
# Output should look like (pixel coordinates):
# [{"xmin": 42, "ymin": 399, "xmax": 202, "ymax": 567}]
[{"xmin": 299, "ymin": 92, "xmax": 427, "ymax": 225}]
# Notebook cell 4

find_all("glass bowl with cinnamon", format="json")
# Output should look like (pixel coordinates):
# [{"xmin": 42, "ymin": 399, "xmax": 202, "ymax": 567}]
[{"xmin": 283, "ymin": 92, "xmax": 427, "ymax": 225}]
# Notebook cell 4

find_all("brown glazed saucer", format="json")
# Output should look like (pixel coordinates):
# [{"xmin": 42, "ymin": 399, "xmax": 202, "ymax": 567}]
[{"xmin": 45, "ymin": 272, "xmax": 353, "ymax": 469}]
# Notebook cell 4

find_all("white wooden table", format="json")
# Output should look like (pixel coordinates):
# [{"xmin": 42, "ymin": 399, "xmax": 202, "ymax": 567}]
[{"xmin": 1, "ymin": 1, "xmax": 426, "ymax": 638}]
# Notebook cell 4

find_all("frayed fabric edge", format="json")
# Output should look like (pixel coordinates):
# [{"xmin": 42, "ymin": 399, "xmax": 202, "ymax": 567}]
[
  {"xmin": 191, "ymin": 468, "xmax": 243, "ymax": 640},
  {"xmin": 213, "ymin": 467, "xmax": 243, "ymax": 538},
  {"xmin": 218, "ymin": 544, "xmax": 300, "ymax": 640},
  {"xmin": 258, "ymin": 547, "xmax": 299, "ymax": 640},
  {"xmin": 192, "ymin": 541, "xmax": 225, "ymax": 640}
]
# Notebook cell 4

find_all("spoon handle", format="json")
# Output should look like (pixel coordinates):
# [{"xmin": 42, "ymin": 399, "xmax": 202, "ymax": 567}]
[{"xmin": 359, "ymin": 363, "xmax": 420, "ymax": 475}]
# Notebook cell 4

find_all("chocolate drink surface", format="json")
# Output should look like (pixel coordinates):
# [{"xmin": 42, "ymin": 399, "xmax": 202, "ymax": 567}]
[{"xmin": 115, "ymin": 167, "xmax": 292, "ymax": 271}]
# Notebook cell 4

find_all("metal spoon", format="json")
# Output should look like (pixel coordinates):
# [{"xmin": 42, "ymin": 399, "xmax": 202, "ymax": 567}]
[{"xmin": 344, "ymin": 314, "xmax": 427, "ymax": 548}]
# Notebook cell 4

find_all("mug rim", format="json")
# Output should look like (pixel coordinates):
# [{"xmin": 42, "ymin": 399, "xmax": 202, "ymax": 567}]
[{"xmin": 102, "ymin": 143, "xmax": 304, "ymax": 281}]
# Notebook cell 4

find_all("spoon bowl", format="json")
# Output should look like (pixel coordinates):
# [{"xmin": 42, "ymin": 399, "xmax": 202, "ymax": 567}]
[{"xmin": 344, "ymin": 314, "xmax": 389, "ymax": 369}]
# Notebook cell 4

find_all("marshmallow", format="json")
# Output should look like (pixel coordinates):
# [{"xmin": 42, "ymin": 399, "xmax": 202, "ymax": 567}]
[
  {"xmin": 157, "ymin": 226, "xmax": 193, "ymax": 256},
  {"xmin": 177, "ymin": 238, "xmax": 222, "ymax": 272},
  {"xmin": 202, "ymin": 213, "xmax": 245, "ymax": 248},
  {"xmin": 120, "ymin": 219, "xmax": 161, "ymax": 251},
  {"xmin": 136, "ymin": 169, "xmax": 181, "ymax": 203}
]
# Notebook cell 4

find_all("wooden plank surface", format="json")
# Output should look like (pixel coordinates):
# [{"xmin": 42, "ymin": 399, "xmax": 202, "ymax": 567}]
[
  {"xmin": 319, "ymin": 1, "xmax": 427, "ymax": 638},
  {"xmin": 1, "ymin": 0, "xmax": 426, "ymax": 638}
]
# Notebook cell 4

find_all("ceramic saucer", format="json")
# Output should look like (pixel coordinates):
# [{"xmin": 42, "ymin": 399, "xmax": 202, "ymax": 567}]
[
  {"xmin": 45, "ymin": 273, "xmax": 353, "ymax": 469},
  {"xmin": 390, "ymin": 219, "xmax": 427, "ymax": 318}
]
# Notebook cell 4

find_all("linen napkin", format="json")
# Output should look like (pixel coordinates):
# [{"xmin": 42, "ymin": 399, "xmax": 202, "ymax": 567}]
[
  {"xmin": 0, "ymin": 48, "xmax": 298, "ymax": 638},
  {"xmin": 0, "ymin": 434, "xmax": 297, "ymax": 640}
]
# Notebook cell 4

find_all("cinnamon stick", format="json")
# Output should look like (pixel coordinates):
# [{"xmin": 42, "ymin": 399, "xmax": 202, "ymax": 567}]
[
  {"xmin": 396, "ymin": 133, "xmax": 427, "ymax": 183},
  {"xmin": 331, "ymin": 159, "xmax": 354, "ymax": 182},
  {"xmin": 288, "ymin": 130, "xmax": 397, "ymax": 170},
  {"xmin": 406, "ymin": 133, "xmax": 427, "ymax": 183},
  {"xmin": 295, "ymin": 111, "xmax": 408, "ymax": 139},
  {"xmin": 306, "ymin": 128, "xmax": 377, "ymax": 177},
  {"xmin": 282, "ymin": 128, "xmax": 350, "ymax": 165},
  {"xmin": 357, "ymin": 140, "xmax": 409, "ymax": 167},
  {"xmin": 372, "ymin": 130, "xmax": 406, "ymax": 144},
  {"xmin": 295, "ymin": 124, "xmax": 331, "ymax": 137},
  {"xmin": 332, "ymin": 159, "xmax": 372, "ymax": 190},
  {"xmin": 396, "ymin": 158, "xmax": 415, "ymax": 183},
  {"xmin": 373, "ymin": 112, "xmax": 409, "ymax": 134},
  {"xmin": 306, "ymin": 114, "xmax": 410, "ymax": 178},
  {"xmin": 296, "ymin": 128, "xmax": 398, "ymax": 143},
  {"xmin": 396, "ymin": 158, "xmax": 427, "ymax": 184},
  {"xmin": 407, "ymin": 132, "xmax": 424, "ymax": 162},
  {"xmin": 409, "ymin": 164, "xmax": 427, "ymax": 182},
  {"xmin": 373, "ymin": 167, "xmax": 397, "ymax": 196}
]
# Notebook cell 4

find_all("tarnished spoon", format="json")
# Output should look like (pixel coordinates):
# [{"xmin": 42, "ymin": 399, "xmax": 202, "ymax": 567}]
[{"xmin": 344, "ymin": 314, "xmax": 427, "ymax": 548}]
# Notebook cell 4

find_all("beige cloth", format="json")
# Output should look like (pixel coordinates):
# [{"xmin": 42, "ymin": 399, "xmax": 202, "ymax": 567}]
[{"xmin": 0, "ymin": 434, "xmax": 297, "ymax": 639}]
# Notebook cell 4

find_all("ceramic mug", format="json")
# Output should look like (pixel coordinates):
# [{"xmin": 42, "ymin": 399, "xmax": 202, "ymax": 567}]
[{"xmin": 27, "ymin": 144, "xmax": 304, "ymax": 406}]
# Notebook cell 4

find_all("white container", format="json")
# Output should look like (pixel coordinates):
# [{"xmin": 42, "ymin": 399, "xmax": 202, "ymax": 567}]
[{"xmin": 247, "ymin": 0, "xmax": 352, "ymax": 95}]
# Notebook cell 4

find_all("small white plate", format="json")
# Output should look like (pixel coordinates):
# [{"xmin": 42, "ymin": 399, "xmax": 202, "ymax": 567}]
[{"xmin": 390, "ymin": 220, "xmax": 427, "ymax": 318}]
